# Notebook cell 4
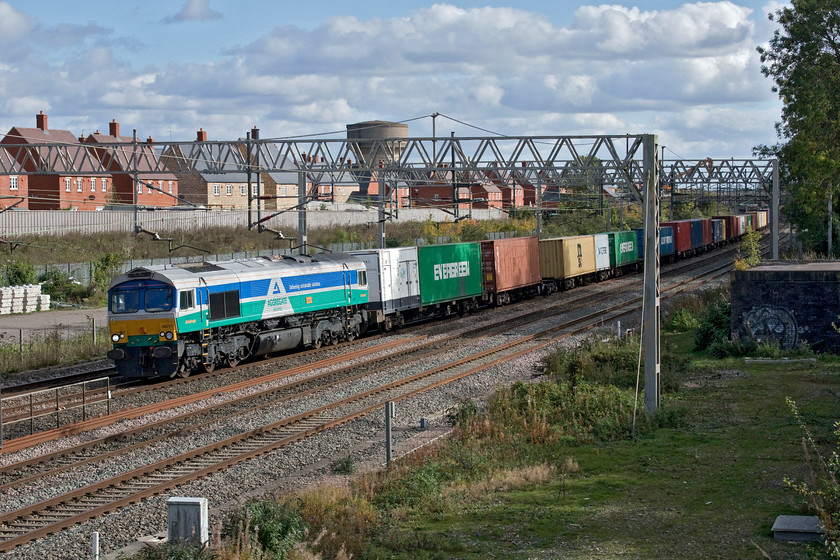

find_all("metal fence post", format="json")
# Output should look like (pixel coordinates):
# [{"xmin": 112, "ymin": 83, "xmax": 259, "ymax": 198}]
[{"xmin": 385, "ymin": 401, "xmax": 393, "ymax": 465}]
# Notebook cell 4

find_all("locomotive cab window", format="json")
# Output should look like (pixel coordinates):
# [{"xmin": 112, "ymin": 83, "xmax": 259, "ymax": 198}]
[
  {"xmin": 145, "ymin": 287, "xmax": 174, "ymax": 312},
  {"xmin": 358, "ymin": 270, "xmax": 367, "ymax": 286},
  {"xmin": 179, "ymin": 289, "xmax": 195, "ymax": 310},
  {"xmin": 110, "ymin": 289, "xmax": 140, "ymax": 314}
]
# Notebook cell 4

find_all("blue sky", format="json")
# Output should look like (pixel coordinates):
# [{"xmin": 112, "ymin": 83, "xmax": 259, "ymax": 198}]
[{"xmin": 0, "ymin": 0, "xmax": 786, "ymax": 158}]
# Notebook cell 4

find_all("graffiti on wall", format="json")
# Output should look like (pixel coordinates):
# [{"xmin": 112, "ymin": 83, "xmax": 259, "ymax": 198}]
[{"xmin": 741, "ymin": 306, "xmax": 799, "ymax": 349}]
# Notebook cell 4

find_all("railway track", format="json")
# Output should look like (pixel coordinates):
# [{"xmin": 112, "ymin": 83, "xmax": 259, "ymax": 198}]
[{"xmin": 0, "ymin": 244, "xmax": 745, "ymax": 552}]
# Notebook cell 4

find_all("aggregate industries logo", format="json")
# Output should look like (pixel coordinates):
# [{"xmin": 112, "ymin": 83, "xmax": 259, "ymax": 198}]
[{"xmin": 434, "ymin": 261, "xmax": 470, "ymax": 281}]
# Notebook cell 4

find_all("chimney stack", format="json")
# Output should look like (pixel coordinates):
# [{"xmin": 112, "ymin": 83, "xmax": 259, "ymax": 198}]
[
  {"xmin": 36, "ymin": 111, "xmax": 47, "ymax": 131},
  {"xmin": 146, "ymin": 136, "xmax": 154, "ymax": 144},
  {"xmin": 109, "ymin": 119, "xmax": 120, "ymax": 138},
  {"xmin": 196, "ymin": 128, "xmax": 207, "ymax": 142}
]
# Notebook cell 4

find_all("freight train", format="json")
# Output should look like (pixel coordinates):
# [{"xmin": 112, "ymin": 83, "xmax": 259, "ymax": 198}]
[{"xmin": 107, "ymin": 210, "xmax": 768, "ymax": 378}]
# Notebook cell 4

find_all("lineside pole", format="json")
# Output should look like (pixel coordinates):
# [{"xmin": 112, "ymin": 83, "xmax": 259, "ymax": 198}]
[
  {"xmin": 772, "ymin": 159, "xmax": 779, "ymax": 260},
  {"xmin": 643, "ymin": 134, "xmax": 661, "ymax": 413},
  {"xmin": 298, "ymin": 172, "xmax": 307, "ymax": 254}
]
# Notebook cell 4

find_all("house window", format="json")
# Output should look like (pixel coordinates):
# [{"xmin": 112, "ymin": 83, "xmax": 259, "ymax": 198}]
[
  {"xmin": 77, "ymin": 178, "xmax": 82, "ymax": 192},
  {"xmin": 168, "ymin": 181, "xmax": 173, "ymax": 194},
  {"xmin": 240, "ymin": 185, "xmax": 246, "ymax": 196},
  {"xmin": 159, "ymin": 181, "xmax": 164, "ymax": 193},
  {"xmin": 226, "ymin": 184, "xmax": 232, "ymax": 196},
  {"xmin": 65, "ymin": 178, "xmax": 71, "ymax": 192},
  {"xmin": 147, "ymin": 183, "xmax": 152, "ymax": 194},
  {"xmin": 251, "ymin": 184, "xmax": 257, "ymax": 195},
  {"xmin": 101, "ymin": 178, "xmax": 107, "ymax": 192},
  {"xmin": 9, "ymin": 176, "xmax": 18, "ymax": 190},
  {"xmin": 213, "ymin": 184, "xmax": 220, "ymax": 196},
  {"xmin": 137, "ymin": 181, "xmax": 142, "ymax": 194},
  {"xmin": 434, "ymin": 194, "xmax": 440, "ymax": 200},
  {"xmin": 91, "ymin": 177, "xmax": 96, "ymax": 192},
  {"xmin": 280, "ymin": 186, "xmax": 286, "ymax": 196}
]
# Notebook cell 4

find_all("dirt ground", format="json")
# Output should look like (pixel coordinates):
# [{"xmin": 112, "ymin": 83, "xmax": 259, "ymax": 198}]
[{"xmin": 0, "ymin": 306, "xmax": 109, "ymax": 343}]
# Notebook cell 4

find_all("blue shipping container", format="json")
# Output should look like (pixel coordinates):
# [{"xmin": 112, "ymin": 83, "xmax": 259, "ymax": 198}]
[
  {"xmin": 688, "ymin": 219, "xmax": 704, "ymax": 250},
  {"xmin": 634, "ymin": 226, "xmax": 675, "ymax": 259}
]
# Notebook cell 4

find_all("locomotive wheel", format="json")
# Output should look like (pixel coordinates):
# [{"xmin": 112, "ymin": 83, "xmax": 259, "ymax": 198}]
[
  {"xmin": 346, "ymin": 330, "xmax": 356, "ymax": 342},
  {"xmin": 226, "ymin": 347, "xmax": 247, "ymax": 368},
  {"xmin": 313, "ymin": 337, "xmax": 322, "ymax": 349},
  {"xmin": 201, "ymin": 361, "xmax": 215, "ymax": 373}
]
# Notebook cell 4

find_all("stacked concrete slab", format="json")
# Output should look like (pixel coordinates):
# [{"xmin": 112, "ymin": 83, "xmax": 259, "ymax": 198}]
[{"xmin": 0, "ymin": 285, "xmax": 50, "ymax": 315}]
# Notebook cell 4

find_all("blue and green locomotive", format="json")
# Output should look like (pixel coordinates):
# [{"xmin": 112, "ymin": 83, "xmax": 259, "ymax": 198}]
[{"xmin": 107, "ymin": 253, "xmax": 369, "ymax": 378}]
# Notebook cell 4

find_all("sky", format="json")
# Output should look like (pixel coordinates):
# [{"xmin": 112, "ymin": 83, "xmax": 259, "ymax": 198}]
[{"xmin": 0, "ymin": 0, "xmax": 787, "ymax": 159}]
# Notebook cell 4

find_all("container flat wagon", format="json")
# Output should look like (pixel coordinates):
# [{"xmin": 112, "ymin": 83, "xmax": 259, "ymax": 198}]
[
  {"xmin": 661, "ymin": 220, "xmax": 693, "ymax": 256},
  {"xmin": 481, "ymin": 237, "xmax": 542, "ymax": 304},
  {"xmin": 417, "ymin": 242, "xmax": 483, "ymax": 315},
  {"xmin": 634, "ymin": 225, "xmax": 675, "ymax": 262},
  {"xmin": 606, "ymin": 231, "xmax": 639, "ymax": 273},
  {"xmin": 350, "ymin": 247, "xmax": 421, "ymax": 330},
  {"xmin": 540, "ymin": 235, "xmax": 597, "ymax": 291}
]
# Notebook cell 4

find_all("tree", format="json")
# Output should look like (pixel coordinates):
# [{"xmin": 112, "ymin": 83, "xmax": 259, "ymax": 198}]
[{"xmin": 757, "ymin": 1, "xmax": 840, "ymax": 253}]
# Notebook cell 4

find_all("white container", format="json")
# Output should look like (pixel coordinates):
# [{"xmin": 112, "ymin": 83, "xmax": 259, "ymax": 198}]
[
  {"xmin": 350, "ymin": 247, "xmax": 421, "ymax": 322},
  {"xmin": 593, "ymin": 233, "xmax": 610, "ymax": 272}
]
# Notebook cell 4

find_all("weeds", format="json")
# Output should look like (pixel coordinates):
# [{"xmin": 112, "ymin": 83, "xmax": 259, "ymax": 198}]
[
  {"xmin": 0, "ymin": 326, "xmax": 111, "ymax": 377},
  {"xmin": 784, "ymin": 397, "xmax": 840, "ymax": 558}
]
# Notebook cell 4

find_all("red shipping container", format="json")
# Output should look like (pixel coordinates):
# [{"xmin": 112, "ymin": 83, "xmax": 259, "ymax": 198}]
[
  {"xmin": 661, "ymin": 220, "xmax": 693, "ymax": 254},
  {"xmin": 701, "ymin": 218, "xmax": 712, "ymax": 247},
  {"xmin": 481, "ymin": 237, "xmax": 541, "ymax": 295}
]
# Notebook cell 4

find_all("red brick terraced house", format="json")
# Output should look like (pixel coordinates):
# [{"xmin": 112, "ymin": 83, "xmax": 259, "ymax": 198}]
[
  {"xmin": 1, "ymin": 112, "xmax": 113, "ymax": 210},
  {"xmin": 0, "ymin": 146, "xmax": 28, "ymax": 210},
  {"xmin": 84, "ymin": 120, "xmax": 178, "ymax": 208}
]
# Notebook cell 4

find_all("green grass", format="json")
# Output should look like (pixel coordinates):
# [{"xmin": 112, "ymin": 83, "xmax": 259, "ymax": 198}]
[{"xmin": 365, "ymin": 350, "xmax": 836, "ymax": 559}]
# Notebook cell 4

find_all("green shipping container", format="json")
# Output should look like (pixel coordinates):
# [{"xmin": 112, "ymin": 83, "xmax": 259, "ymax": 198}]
[
  {"xmin": 417, "ymin": 242, "xmax": 483, "ymax": 306},
  {"xmin": 607, "ymin": 231, "xmax": 639, "ymax": 267}
]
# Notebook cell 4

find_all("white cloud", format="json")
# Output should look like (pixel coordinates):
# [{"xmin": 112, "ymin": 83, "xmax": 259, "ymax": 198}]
[
  {"xmin": 0, "ymin": 2, "xmax": 33, "ymax": 43},
  {"xmin": 166, "ymin": 0, "xmax": 222, "ymax": 22},
  {"xmin": 0, "ymin": 2, "xmax": 782, "ymax": 157}
]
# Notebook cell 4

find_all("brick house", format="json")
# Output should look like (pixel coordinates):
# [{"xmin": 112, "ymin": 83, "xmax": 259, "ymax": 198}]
[
  {"xmin": 1, "ymin": 112, "xmax": 113, "ymax": 210},
  {"xmin": 470, "ymin": 183, "xmax": 503, "ymax": 209},
  {"xmin": 164, "ymin": 129, "xmax": 305, "ymax": 211},
  {"xmin": 484, "ymin": 166, "xmax": 524, "ymax": 209},
  {"xmin": 84, "ymin": 120, "xmax": 178, "ymax": 208},
  {"xmin": 0, "ymin": 147, "xmax": 28, "ymax": 209}
]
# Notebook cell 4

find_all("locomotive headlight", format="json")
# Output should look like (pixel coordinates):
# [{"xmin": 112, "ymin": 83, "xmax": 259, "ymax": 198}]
[
  {"xmin": 111, "ymin": 333, "xmax": 121, "ymax": 343},
  {"xmin": 164, "ymin": 331, "xmax": 174, "ymax": 340}
]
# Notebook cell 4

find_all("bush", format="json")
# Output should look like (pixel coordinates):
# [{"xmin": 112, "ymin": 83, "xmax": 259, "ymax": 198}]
[
  {"xmin": 38, "ymin": 268, "xmax": 91, "ymax": 304},
  {"xmin": 694, "ymin": 294, "xmax": 731, "ymax": 351},
  {"xmin": 2, "ymin": 261, "xmax": 36, "ymax": 286},
  {"xmin": 223, "ymin": 499, "xmax": 306, "ymax": 559}
]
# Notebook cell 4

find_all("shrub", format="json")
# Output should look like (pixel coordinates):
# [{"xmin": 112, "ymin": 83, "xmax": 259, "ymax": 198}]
[
  {"xmin": 2, "ymin": 261, "xmax": 36, "ymax": 286},
  {"xmin": 38, "ymin": 268, "xmax": 91, "ymax": 304},
  {"xmin": 667, "ymin": 308, "xmax": 700, "ymax": 332},
  {"xmin": 694, "ymin": 294, "xmax": 731, "ymax": 351},
  {"xmin": 223, "ymin": 499, "xmax": 306, "ymax": 559},
  {"xmin": 330, "ymin": 456, "xmax": 355, "ymax": 475}
]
